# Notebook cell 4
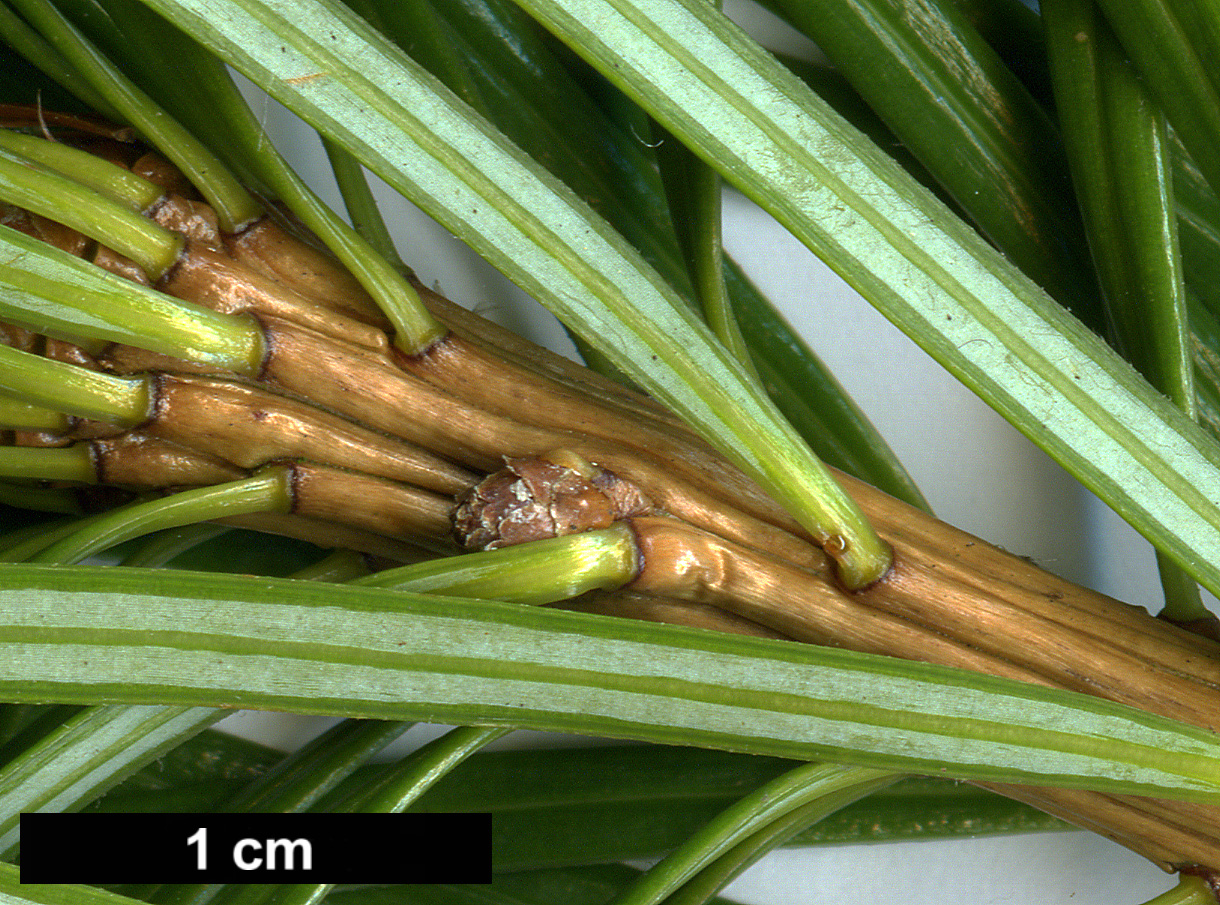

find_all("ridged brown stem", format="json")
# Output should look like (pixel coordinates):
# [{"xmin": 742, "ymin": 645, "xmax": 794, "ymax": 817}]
[
  {"xmin": 842, "ymin": 472, "xmax": 1220, "ymax": 725},
  {"xmin": 284, "ymin": 461, "xmax": 454, "ymax": 553},
  {"xmin": 400, "ymin": 332, "xmax": 798, "ymax": 534},
  {"xmin": 138, "ymin": 373, "xmax": 475, "ymax": 495},
  {"xmin": 224, "ymin": 210, "xmax": 670, "ymax": 426},
  {"xmin": 143, "ymin": 195, "xmax": 804, "ymax": 541},
  {"xmin": 416, "ymin": 283, "xmax": 677, "ymax": 427},
  {"xmin": 155, "ymin": 239, "xmax": 390, "ymax": 351},
  {"xmin": 35, "ymin": 367, "xmax": 477, "ymax": 497},
  {"xmin": 222, "ymin": 215, "xmax": 394, "ymax": 328},
  {"xmin": 628, "ymin": 514, "xmax": 1049, "ymax": 683},
  {"xmin": 117, "ymin": 217, "xmax": 817, "ymax": 564},
  {"xmin": 27, "ymin": 430, "xmax": 457, "ymax": 556},
  {"xmin": 257, "ymin": 317, "xmax": 821, "ymax": 567}
]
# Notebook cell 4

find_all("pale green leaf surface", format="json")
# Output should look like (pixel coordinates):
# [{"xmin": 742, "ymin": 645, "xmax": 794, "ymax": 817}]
[{"xmin": 1, "ymin": 565, "xmax": 1220, "ymax": 802}]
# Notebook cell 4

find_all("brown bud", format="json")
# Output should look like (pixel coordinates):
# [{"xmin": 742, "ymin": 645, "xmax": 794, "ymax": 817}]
[{"xmin": 453, "ymin": 454, "xmax": 651, "ymax": 550}]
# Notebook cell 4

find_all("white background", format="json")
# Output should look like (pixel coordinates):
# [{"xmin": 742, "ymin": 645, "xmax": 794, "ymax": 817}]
[{"xmin": 220, "ymin": 2, "xmax": 1200, "ymax": 901}]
